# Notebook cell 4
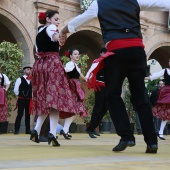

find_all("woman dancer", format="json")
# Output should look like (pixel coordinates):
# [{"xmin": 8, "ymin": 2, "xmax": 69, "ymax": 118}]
[
  {"xmin": 60, "ymin": 49, "xmax": 87, "ymax": 139},
  {"xmin": 0, "ymin": 67, "xmax": 10, "ymax": 134},
  {"xmin": 146, "ymin": 59, "xmax": 170, "ymax": 140},
  {"xmin": 30, "ymin": 10, "xmax": 87, "ymax": 146}
]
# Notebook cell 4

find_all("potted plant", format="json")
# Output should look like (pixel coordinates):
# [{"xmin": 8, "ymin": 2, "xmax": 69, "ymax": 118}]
[
  {"xmin": 83, "ymin": 92, "xmax": 95, "ymax": 126},
  {"xmin": 69, "ymin": 121, "xmax": 78, "ymax": 133},
  {"xmin": 0, "ymin": 41, "xmax": 23, "ymax": 133},
  {"xmin": 99, "ymin": 112, "xmax": 112, "ymax": 134}
]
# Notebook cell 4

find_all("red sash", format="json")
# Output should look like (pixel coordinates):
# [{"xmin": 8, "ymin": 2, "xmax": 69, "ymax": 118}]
[
  {"xmin": 86, "ymin": 52, "xmax": 114, "ymax": 91},
  {"xmin": 0, "ymin": 87, "xmax": 5, "ymax": 106}
]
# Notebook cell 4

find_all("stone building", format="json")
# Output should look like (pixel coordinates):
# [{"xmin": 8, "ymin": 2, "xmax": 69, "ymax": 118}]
[{"xmin": 0, "ymin": 0, "xmax": 170, "ymax": 131}]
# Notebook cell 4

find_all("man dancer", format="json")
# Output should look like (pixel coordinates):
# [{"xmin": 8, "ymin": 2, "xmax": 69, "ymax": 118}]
[
  {"xmin": 86, "ymin": 48, "xmax": 108, "ymax": 138},
  {"xmin": 60, "ymin": 0, "xmax": 170, "ymax": 153},
  {"xmin": 14, "ymin": 66, "xmax": 32, "ymax": 134}
]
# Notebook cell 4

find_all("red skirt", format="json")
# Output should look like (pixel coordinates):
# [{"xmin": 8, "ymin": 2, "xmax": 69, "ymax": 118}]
[
  {"xmin": 0, "ymin": 90, "xmax": 8, "ymax": 122},
  {"xmin": 31, "ymin": 52, "xmax": 88, "ymax": 118},
  {"xmin": 60, "ymin": 79, "xmax": 87, "ymax": 119},
  {"xmin": 152, "ymin": 86, "xmax": 170, "ymax": 120}
]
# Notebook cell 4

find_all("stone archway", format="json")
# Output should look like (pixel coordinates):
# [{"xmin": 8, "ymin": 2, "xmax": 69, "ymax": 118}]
[
  {"xmin": 149, "ymin": 46, "xmax": 170, "ymax": 68},
  {"xmin": 144, "ymin": 33, "xmax": 170, "ymax": 69},
  {"xmin": 60, "ymin": 30, "xmax": 103, "ymax": 63},
  {"xmin": 0, "ymin": 7, "xmax": 35, "ymax": 66}
]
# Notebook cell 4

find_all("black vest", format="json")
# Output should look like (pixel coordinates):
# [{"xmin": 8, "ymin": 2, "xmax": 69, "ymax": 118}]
[
  {"xmin": 98, "ymin": 0, "xmax": 142, "ymax": 44},
  {"xmin": 36, "ymin": 26, "xmax": 59, "ymax": 52},
  {"xmin": 0, "ymin": 74, "xmax": 4, "ymax": 87},
  {"xmin": 67, "ymin": 67, "xmax": 80, "ymax": 79},
  {"xmin": 164, "ymin": 69, "xmax": 170, "ymax": 85},
  {"xmin": 18, "ymin": 77, "xmax": 32, "ymax": 98}
]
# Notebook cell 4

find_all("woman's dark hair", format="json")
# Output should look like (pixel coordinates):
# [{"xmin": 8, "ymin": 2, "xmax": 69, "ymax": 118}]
[
  {"xmin": 68, "ymin": 48, "xmax": 79, "ymax": 57},
  {"xmin": 39, "ymin": 10, "xmax": 59, "ymax": 25}
]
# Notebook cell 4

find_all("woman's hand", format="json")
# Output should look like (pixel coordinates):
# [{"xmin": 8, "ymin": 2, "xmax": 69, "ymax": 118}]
[{"xmin": 59, "ymin": 33, "xmax": 67, "ymax": 46}]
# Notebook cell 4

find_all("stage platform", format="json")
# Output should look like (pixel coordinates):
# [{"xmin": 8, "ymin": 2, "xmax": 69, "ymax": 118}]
[{"xmin": 0, "ymin": 134, "xmax": 170, "ymax": 170}]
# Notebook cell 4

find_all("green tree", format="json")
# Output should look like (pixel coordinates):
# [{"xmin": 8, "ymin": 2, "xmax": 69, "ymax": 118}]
[
  {"xmin": 145, "ymin": 79, "xmax": 161, "ymax": 96},
  {"xmin": 0, "ymin": 41, "xmax": 23, "ymax": 116},
  {"xmin": 123, "ymin": 78, "xmax": 135, "ymax": 123}
]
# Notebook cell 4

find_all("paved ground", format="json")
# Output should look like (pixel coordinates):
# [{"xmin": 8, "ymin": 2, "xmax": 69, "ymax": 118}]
[{"xmin": 0, "ymin": 133, "xmax": 170, "ymax": 170}]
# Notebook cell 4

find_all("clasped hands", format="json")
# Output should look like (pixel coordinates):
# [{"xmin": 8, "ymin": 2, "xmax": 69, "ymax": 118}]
[{"xmin": 59, "ymin": 32, "xmax": 67, "ymax": 46}]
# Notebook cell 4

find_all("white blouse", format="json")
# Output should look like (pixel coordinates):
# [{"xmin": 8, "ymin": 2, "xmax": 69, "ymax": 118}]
[
  {"xmin": 38, "ymin": 24, "xmax": 59, "ymax": 42},
  {"xmin": 0, "ymin": 73, "xmax": 10, "ymax": 85},
  {"xmin": 149, "ymin": 68, "xmax": 170, "ymax": 81},
  {"xmin": 64, "ymin": 61, "xmax": 81, "ymax": 74}
]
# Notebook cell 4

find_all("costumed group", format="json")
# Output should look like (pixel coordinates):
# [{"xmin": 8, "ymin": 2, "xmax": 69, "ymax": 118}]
[{"xmin": 1, "ymin": 0, "xmax": 170, "ymax": 154}]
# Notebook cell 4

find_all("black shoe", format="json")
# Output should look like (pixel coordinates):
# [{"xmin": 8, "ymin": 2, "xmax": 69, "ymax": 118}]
[
  {"xmin": 67, "ymin": 133, "xmax": 72, "ymax": 138},
  {"xmin": 93, "ymin": 131, "xmax": 100, "ymax": 136},
  {"xmin": 39, "ymin": 135, "xmax": 48, "ymax": 142},
  {"xmin": 48, "ymin": 133, "xmax": 60, "ymax": 146},
  {"xmin": 60, "ymin": 130, "xmax": 71, "ymax": 140},
  {"xmin": 14, "ymin": 131, "xmax": 19, "ymax": 135},
  {"xmin": 112, "ymin": 141, "xmax": 135, "ymax": 152},
  {"xmin": 30, "ymin": 130, "xmax": 39, "ymax": 143},
  {"xmin": 145, "ymin": 144, "xmax": 158, "ymax": 153},
  {"xmin": 157, "ymin": 134, "xmax": 165, "ymax": 140},
  {"xmin": 156, "ymin": 133, "xmax": 165, "ymax": 140},
  {"xmin": 89, "ymin": 133, "xmax": 97, "ymax": 138},
  {"xmin": 86, "ymin": 129, "xmax": 97, "ymax": 138}
]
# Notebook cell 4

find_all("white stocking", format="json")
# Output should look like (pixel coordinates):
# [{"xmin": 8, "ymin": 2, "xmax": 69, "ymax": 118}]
[
  {"xmin": 159, "ymin": 120, "xmax": 168, "ymax": 137},
  {"xmin": 63, "ymin": 116, "xmax": 76, "ymax": 133},
  {"xmin": 34, "ymin": 114, "xmax": 47, "ymax": 135},
  {"xmin": 49, "ymin": 109, "xmax": 59, "ymax": 136}
]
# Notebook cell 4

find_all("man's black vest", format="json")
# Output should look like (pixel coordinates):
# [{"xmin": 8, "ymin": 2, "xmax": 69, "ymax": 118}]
[
  {"xmin": 18, "ymin": 77, "xmax": 32, "ymax": 98},
  {"xmin": 97, "ymin": 0, "xmax": 142, "ymax": 44}
]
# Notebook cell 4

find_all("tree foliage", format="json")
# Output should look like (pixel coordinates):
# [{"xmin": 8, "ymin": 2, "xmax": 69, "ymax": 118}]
[
  {"xmin": 0, "ymin": 41, "xmax": 23, "ymax": 116},
  {"xmin": 145, "ymin": 79, "xmax": 161, "ymax": 95},
  {"xmin": 123, "ymin": 78, "xmax": 136, "ymax": 123}
]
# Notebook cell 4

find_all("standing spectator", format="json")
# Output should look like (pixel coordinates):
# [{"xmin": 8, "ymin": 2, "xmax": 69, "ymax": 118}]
[
  {"xmin": 0, "ymin": 67, "xmax": 10, "ymax": 134},
  {"xmin": 14, "ymin": 66, "xmax": 32, "ymax": 134}
]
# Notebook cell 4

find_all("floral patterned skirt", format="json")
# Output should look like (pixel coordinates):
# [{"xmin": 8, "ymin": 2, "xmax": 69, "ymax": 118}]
[
  {"xmin": 152, "ymin": 86, "xmax": 170, "ymax": 120},
  {"xmin": 59, "ymin": 78, "xmax": 87, "ymax": 119},
  {"xmin": 0, "ymin": 92, "xmax": 8, "ymax": 122},
  {"xmin": 32, "ymin": 52, "xmax": 88, "ymax": 118}
]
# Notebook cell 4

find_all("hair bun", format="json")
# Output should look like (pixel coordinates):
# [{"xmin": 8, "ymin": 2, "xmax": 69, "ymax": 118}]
[{"xmin": 38, "ymin": 12, "xmax": 46, "ymax": 20}]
